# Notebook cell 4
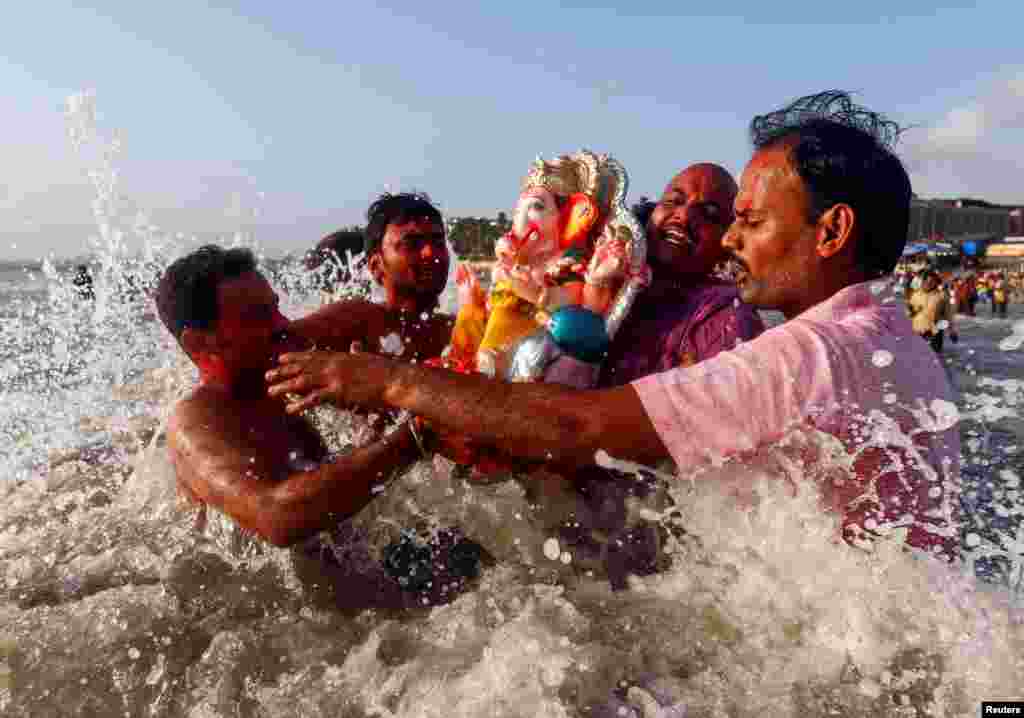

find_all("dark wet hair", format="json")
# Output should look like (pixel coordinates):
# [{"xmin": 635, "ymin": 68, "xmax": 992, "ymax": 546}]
[
  {"xmin": 363, "ymin": 192, "xmax": 443, "ymax": 257},
  {"xmin": 750, "ymin": 90, "xmax": 911, "ymax": 278},
  {"xmin": 631, "ymin": 199, "xmax": 657, "ymax": 230},
  {"xmin": 304, "ymin": 229, "xmax": 365, "ymax": 271},
  {"xmin": 155, "ymin": 245, "xmax": 257, "ymax": 340}
]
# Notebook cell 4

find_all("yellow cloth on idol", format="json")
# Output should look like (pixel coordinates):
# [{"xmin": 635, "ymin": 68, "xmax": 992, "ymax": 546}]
[
  {"xmin": 449, "ymin": 294, "xmax": 488, "ymax": 361},
  {"xmin": 479, "ymin": 281, "xmax": 542, "ymax": 354}
]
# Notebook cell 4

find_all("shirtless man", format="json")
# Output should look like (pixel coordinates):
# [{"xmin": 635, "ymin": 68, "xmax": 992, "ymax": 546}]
[
  {"xmin": 289, "ymin": 192, "xmax": 453, "ymax": 362},
  {"xmin": 161, "ymin": 193, "xmax": 453, "ymax": 548}
]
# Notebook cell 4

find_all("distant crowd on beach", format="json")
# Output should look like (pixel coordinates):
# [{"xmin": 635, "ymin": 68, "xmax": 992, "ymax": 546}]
[
  {"xmin": 895, "ymin": 263, "xmax": 1022, "ymax": 315},
  {"xmin": 893, "ymin": 262, "xmax": 1019, "ymax": 353}
]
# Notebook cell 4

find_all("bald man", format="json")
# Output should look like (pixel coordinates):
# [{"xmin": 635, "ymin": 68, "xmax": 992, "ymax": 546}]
[{"xmin": 600, "ymin": 163, "xmax": 764, "ymax": 386}]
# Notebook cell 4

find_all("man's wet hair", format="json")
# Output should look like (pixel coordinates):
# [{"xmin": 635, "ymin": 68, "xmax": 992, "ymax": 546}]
[
  {"xmin": 631, "ymin": 199, "xmax": 657, "ymax": 229},
  {"xmin": 155, "ymin": 245, "xmax": 258, "ymax": 341},
  {"xmin": 304, "ymin": 229, "xmax": 365, "ymax": 271},
  {"xmin": 363, "ymin": 192, "xmax": 443, "ymax": 257},
  {"xmin": 750, "ymin": 90, "xmax": 911, "ymax": 278}
]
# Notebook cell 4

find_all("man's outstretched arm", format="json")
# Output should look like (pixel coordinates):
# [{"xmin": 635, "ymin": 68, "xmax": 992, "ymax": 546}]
[
  {"xmin": 286, "ymin": 299, "xmax": 382, "ymax": 352},
  {"xmin": 168, "ymin": 402, "xmax": 422, "ymax": 547},
  {"xmin": 266, "ymin": 351, "xmax": 670, "ymax": 470}
]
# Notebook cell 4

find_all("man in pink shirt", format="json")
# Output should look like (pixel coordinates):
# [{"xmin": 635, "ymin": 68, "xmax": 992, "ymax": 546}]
[{"xmin": 267, "ymin": 91, "xmax": 962, "ymax": 560}]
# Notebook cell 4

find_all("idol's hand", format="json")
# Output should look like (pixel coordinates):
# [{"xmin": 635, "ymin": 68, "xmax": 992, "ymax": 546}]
[
  {"xmin": 586, "ymin": 237, "xmax": 629, "ymax": 286},
  {"xmin": 507, "ymin": 264, "xmax": 544, "ymax": 304},
  {"xmin": 266, "ymin": 349, "xmax": 388, "ymax": 414},
  {"xmin": 492, "ymin": 234, "xmax": 518, "ymax": 283}
]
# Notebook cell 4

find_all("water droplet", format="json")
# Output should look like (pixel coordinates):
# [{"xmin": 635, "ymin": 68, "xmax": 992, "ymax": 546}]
[
  {"xmin": 871, "ymin": 350, "xmax": 894, "ymax": 368},
  {"xmin": 928, "ymin": 398, "xmax": 960, "ymax": 431},
  {"xmin": 379, "ymin": 332, "xmax": 405, "ymax": 356},
  {"xmin": 999, "ymin": 334, "xmax": 1024, "ymax": 352},
  {"xmin": 543, "ymin": 538, "xmax": 561, "ymax": 560},
  {"xmin": 999, "ymin": 469, "xmax": 1020, "ymax": 488}
]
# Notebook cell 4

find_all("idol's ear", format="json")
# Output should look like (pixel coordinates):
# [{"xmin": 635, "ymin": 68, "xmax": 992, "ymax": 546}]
[{"xmin": 561, "ymin": 193, "xmax": 599, "ymax": 249}]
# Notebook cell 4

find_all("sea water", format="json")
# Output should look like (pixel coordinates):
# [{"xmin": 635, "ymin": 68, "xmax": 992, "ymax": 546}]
[{"xmin": 0, "ymin": 93, "xmax": 1022, "ymax": 717}]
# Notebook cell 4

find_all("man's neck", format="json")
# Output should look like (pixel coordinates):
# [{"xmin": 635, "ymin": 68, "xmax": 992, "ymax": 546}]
[
  {"xmin": 782, "ymin": 272, "xmax": 870, "ymax": 320},
  {"xmin": 386, "ymin": 292, "xmax": 440, "ymax": 316},
  {"xmin": 198, "ymin": 369, "xmax": 268, "ymax": 401}
]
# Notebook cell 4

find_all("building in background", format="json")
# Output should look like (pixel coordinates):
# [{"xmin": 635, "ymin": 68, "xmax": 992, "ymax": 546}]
[
  {"xmin": 1011, "ymin": 209, "xmax": 1023, "ymax": 236},
  {"xmin": 908, "ymin": 198, "xmax": 1023, "ymax": 268}
]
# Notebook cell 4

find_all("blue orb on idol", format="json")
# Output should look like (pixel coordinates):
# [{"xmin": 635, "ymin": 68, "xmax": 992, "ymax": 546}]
[{"xmin": 547, "ymin": 306, "xmax": 609, "ymax": 363}]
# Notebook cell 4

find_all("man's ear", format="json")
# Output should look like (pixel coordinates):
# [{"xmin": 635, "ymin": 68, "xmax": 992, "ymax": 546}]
[
  {"xmin": 181, "ymin": 326, "xmax": 216, "ymax": 357},
  {"xmin": 816, "ymin": 203, "xmax": 856, "ymax": 259},
  {"xmin": 367, "ymin": 252, "xmax": 385, "ymax": 285}
]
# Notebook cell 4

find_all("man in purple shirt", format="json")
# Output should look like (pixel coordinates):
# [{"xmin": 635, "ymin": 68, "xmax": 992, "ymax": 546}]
[
  {"xmin": 267, "ymin": 91, "xmax": 961, "ymax": 561},
  {"xmin": 601, "ymin": 163, "xmax": 763, "ymax": 386}
]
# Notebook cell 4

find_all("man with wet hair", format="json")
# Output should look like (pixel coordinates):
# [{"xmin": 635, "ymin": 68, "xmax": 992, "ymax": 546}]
[
  {"xmin": 304, "ymin": 228, "xmax": 367, "ymax": 301},
  {"xmin": 158, "ymin": 245, "xmax": 428, "ymax": 548},
  {"xmin": 287, "ymin": 192, "xmax": 453, "ymax": 361},
  {"xmin": 569, "ymin": 163, "xmax": 763, "ymax": 587},
  {"xmin": 161, "ymin": 196, "xmax": 478, "ymax": 606},
  {"xmin": 599, "ymin": 162, "xmax": 763, "ymax": 386},
  {"xmin": 268, "ymin": 92, "xmax": 961, "ymax": 560}
]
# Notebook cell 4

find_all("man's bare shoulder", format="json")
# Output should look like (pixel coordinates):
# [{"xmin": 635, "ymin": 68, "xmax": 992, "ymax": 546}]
[
  {"xmin": 167, "ymin": 388, "xmax": 244, "ymax": 450},
  {"xmin": 299, "ymin": 297, "xmax": 389, "ymax": 327},
  {"xmin": 289, "ymin": 298, "xmax": 393, "ymax": 349}
]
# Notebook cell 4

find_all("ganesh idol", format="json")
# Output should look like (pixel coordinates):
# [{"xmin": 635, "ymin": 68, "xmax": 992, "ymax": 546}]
[{"xmin": 445, "ymin": 150, "xmax": 649, "ymax": 388}]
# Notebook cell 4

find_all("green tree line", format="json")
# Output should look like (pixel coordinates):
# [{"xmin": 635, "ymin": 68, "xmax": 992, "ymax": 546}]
[{"xmin": 445, "ymin": 212, "xmax": 511, "ymax": 260}]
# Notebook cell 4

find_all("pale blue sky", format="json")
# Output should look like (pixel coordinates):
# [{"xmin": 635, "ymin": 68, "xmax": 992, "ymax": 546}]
[{"xmin": 2, "ymin": 1, "xmax": 1023, "ymax": 260}]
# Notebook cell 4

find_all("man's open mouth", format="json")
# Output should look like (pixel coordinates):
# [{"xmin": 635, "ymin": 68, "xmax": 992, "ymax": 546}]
[{"xmin": 662, "ymin": 228, "xmax": 695, "ymax": 253}]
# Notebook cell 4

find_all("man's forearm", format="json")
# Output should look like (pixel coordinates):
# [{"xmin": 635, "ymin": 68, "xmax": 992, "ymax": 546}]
[
  {"xmin": 264, "ymin": 423, "xmax": 421, "ymax": 545},
  {"xmin": 378, "ymin": 360, "xmax": 666, "ymax": 468}
]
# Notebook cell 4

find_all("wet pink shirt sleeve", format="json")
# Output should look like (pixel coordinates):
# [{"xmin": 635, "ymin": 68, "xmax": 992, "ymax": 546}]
[{"xmin": 633, "ymin": 323, "xmax": 825, "ymax": 467}]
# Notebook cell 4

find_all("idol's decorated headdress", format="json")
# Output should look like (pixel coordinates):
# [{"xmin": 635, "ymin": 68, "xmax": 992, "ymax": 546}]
[
  {"xmin": 507, "ymin": 149, "xmax": 648, "ymax": 380},
  {"xmin": 521, "ymin": 150, "xmax": 602, "ymax": 196}
]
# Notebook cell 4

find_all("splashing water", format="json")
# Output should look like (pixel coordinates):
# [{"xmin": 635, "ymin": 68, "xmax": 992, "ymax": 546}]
[{"xmin": 1, "ymin": 96, "xmax": 1023, "ymax": 717}]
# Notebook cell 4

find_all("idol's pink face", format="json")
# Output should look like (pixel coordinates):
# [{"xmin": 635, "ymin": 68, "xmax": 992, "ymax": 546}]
[{"xmin": 510, "ymin": 187, "xmax": 561, "ymax": 264}]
